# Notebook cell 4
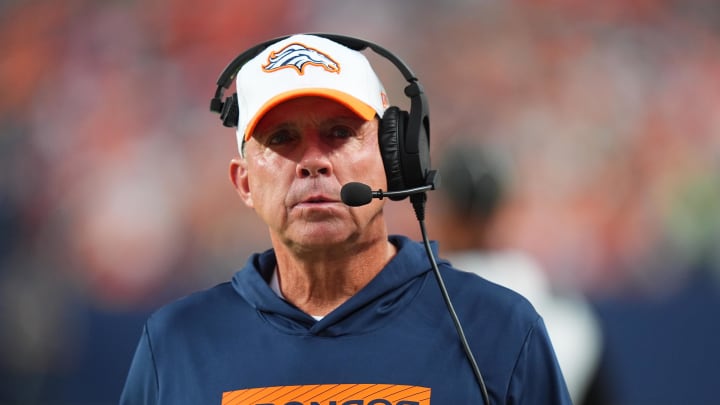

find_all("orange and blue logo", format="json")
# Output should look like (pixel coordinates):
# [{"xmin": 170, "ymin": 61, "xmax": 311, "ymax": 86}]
[
  {"xmin": 222, "ymin": 383, "xmax": 431, "ymax": 405},
  {"xmin": 263, "ymin": 43, "xmax": 340, "ymax": 75}
]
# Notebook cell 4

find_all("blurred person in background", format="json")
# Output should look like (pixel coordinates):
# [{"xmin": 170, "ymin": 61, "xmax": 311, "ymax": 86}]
[
  {"xmin": 120, "ymin": 33, "xmax": 571, "ymax": 404},
  {"xmin": 429, "ymin": 139, "xmax": 602, "ymax": 405}
]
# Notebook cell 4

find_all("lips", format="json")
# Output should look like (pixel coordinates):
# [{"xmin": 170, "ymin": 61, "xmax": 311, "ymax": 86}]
[
  {"xmin": 305, "ymin": 195, "xmax": 332, "ymax": 203},
  {"xmin": 293, "ymin": 194, "xmax": 338, "ymax": 207}
]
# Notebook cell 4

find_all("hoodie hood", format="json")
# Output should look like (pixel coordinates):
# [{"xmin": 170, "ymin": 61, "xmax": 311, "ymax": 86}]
[{"xmin": 231, "ymin": 235, "xmax": 446, "ymax": 336}]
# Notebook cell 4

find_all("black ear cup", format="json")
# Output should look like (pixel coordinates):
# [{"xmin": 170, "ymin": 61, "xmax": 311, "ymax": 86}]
[
  {"xmin": 378, "ymin": 106, "xmax": 408, "ymax": 198},
  {"xmin": 220, "ymin": 93, "xmax": 239, "ymax": 128}
]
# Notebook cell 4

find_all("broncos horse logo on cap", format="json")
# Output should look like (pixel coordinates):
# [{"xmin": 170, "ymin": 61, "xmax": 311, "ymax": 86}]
[{"xmin": 262, "ymin": 43, "xmax": 340, "ymax": 75}]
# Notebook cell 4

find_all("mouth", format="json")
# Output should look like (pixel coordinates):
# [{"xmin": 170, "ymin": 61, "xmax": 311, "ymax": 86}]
[{"xmin": 293, "ymin": 194, "xmax": 339, "ymax": 208}]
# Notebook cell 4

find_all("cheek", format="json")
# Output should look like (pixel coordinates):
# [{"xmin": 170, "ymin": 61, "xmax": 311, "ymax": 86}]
[
  {"xmin": 352, "ymin": 144, "xmax": 387, "ymax": 186},
  {"xmin": 248, "ymin": 156, "xmax": 291, "ymax": 202}
]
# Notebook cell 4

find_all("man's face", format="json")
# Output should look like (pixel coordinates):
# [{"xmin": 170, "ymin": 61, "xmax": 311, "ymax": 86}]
[{"xmin": 231, "ymin": 96, "xmax": 389, "ymax": 251}]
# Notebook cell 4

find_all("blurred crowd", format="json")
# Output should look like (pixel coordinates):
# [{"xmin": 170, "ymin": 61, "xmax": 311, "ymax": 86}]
[{"xmin": 1, "ymin": 0, "xmax": 719, "ymax": 404}]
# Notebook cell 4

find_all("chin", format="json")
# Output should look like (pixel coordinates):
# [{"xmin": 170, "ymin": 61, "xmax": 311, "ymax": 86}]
[
  {"xmin": 283, "ymin": 224, "xmax": 358, "ymax": 251},
  {"xmin": 297, "ymin": 228, "xmax": 352, "ymax": 246}
]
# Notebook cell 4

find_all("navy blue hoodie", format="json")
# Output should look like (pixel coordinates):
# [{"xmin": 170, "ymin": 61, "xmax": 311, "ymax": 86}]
[{"xmin": 120, "ymin": 235, "xmax": 571, "ymax": 404}]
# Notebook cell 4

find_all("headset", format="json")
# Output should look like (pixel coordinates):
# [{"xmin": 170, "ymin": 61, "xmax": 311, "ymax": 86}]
[
  {"xmin": 209, "ymin": 33, "xmax": 432, "ymax": 200},
  {"xmin": 209, "ymin": 34, "xmax": 490, "ymax": 404}
]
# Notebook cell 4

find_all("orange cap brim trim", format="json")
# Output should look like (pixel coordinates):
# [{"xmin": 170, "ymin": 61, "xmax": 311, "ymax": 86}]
[{"xmin": 243, "ymin": 89, "xmax": 377, "ymax": 141}]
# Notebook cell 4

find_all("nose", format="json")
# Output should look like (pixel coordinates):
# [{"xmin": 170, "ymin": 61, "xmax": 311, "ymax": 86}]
[{"xmin": 296, "ymin": 141, "xmax": 332, "ymax": 178}]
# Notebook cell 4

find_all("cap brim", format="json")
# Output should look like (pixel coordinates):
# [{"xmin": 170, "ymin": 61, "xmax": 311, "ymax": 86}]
[{"xmin": 243, "ymin": 89, "xmax": 378, "ymax": 141}]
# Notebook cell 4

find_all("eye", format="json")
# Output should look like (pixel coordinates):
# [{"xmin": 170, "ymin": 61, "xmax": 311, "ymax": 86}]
[
  {"xmin": 266, "ymin": 128, "xmax": 297, "ymax": 146},
  {"xmin": 328, "ymin": 125, "xmax": 354, "ymax": 139}
]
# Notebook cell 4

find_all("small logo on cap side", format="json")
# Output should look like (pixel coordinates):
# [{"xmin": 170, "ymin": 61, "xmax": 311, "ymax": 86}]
[{"xmin": 263, "ymin": 43, "xmax": 340, "ymax": 75}]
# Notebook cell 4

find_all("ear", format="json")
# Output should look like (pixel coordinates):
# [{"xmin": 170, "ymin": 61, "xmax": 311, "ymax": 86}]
[{"xmin": 229, "ymin": 157, "xmax": 254, "ymax": 208}]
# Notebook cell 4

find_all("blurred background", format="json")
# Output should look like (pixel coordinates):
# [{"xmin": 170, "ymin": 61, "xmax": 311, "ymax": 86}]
[{"xmin": 1, "ymin": 0, "xmax": 719, "ymax": 404}]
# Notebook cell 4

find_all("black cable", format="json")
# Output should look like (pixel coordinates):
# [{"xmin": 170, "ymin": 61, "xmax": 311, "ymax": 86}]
[{"xmin": 412, "ymin": 194, "xmax": 491, "ymax": 405}]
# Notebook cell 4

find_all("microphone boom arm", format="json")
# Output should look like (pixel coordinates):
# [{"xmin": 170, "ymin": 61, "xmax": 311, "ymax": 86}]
[{"xmin": 371, "ymin": 170, "xmax": 440, "ymax": 200}]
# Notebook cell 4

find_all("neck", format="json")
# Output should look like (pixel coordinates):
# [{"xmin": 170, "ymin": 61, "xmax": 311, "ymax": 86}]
[{"xmin": 271, "ymin": 233, "xmax": 397, "ymax": 317}]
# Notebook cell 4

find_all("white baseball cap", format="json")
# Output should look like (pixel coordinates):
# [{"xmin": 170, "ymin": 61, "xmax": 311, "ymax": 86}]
[{"xmin": 235, "ymin": 34, "xmax": 390, "ymax": 155}]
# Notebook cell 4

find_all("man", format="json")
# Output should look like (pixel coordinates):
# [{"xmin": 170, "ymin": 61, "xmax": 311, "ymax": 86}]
[{"xmin": 120, "ymin": 34, "xmax": 571, "ymax": 404}]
